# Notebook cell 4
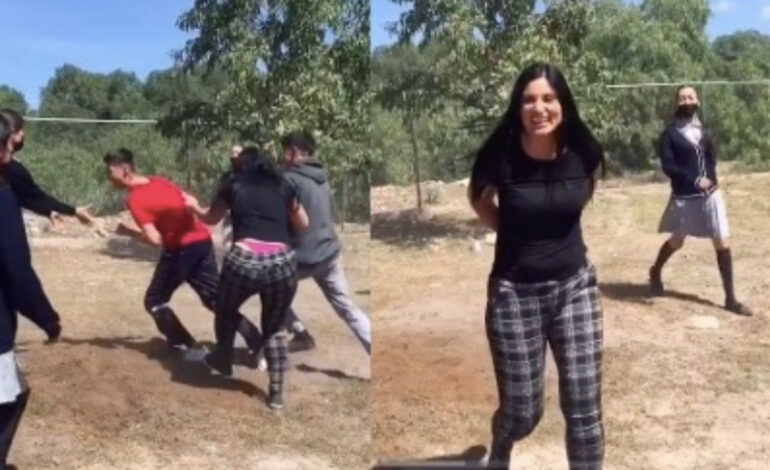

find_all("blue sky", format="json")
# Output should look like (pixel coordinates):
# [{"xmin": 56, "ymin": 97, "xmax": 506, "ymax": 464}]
[
  {"xmin": 0, "ymin": 0, "xmax": 193, "ymax": 110},
  {"xmin": 1, "ymin": 1, "xmax": 769, "ymax": 110}
]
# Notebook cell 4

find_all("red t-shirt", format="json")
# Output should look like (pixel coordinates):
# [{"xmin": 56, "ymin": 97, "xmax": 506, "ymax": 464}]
[{"xmin": 126, "ymin": 177, "xmax": 210, "ymax": 250}]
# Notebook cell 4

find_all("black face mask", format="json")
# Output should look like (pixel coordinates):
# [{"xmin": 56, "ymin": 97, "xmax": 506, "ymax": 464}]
[
  {"xmin": 12, "ymin": 136, "xmax": 24, "ymax": 152},
  {"xmin": 675, "ymin": 104, "xmax": 699, "ymax": 119}
]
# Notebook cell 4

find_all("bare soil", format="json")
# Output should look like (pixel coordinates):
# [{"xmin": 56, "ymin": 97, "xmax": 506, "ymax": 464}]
[
  {"xmin": 371, "ymin": 171, "xmax": 770, "ymax": 470},
  {"xmin": 12, "ymin": 224, "xmax": 370, "ymax": 470}
]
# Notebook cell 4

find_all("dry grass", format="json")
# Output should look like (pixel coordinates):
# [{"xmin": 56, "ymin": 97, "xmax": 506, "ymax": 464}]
[{"xmin": 371, "ymin": 171, "xmax": 770, "ymax": 469}]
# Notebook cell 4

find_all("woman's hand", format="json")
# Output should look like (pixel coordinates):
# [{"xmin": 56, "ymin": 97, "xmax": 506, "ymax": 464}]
[
  {"xmin": 75, "ymin": 206, "xmax": 95, "ymax": 226},
  {"xmin": 469, "ymin": 185, "xmax": 499, "ymax": 232},
  {"xmin": 182, "ymin": 192, "xmax": 201, "ymax": 212},
  {"xmin": 697, "ymin": 177, "xmax": 713, "ymax": 191}
]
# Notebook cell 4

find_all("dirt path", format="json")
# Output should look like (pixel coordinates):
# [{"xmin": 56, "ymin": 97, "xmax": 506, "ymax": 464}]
[
  {"xmin": 12, "ymin": 229, "xmax": 370, "ymax": 470},
  {"xmin": 371, "ymin": 173, "xmax": 770, "ymax": 469}
]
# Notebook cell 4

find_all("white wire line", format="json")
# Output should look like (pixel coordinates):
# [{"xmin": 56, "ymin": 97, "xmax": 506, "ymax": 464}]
[
  {"xmin": 606, "ymin": 79, "xmax": 770, "ymax": 89},
  {"xmin": 22, "ymin": 117, "xmax": 158, "ymax": 124}
]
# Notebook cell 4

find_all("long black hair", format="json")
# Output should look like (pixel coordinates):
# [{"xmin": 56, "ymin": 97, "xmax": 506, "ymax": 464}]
[
  {"xmin": 0, "ymin": 116, "xmax": 11, "ymax": 149},
  {"xmin": 235, "ymin": 146, "xmax": 284, "ymax": 186},
  {"xmin": 0, "ymin": 108, "xmax": 23, "ymax": 132},
  {"xmin": 470, "ymin": 62, "xmax": 605, "ymax": 200}
]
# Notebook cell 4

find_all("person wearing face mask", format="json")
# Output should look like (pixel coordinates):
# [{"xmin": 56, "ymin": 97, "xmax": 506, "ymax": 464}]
[
  {"xmin": 649, "ymin": 86, "xmax": 752, "ymax": 316},
  {"xmin": 0, "ymin": 109, "xmax": 95, "ymax": 226},
  {"xmin": 0, "ymin": 114, "xmax": 36, "ymax": 470},
  {"xmin": 0, "ymin": 110, "xmax": 70, "ymax": 344}
]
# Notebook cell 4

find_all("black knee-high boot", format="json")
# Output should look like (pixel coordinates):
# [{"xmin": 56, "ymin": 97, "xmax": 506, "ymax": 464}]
[
  {"xmin": 716, "ymin": 248, "xmax": 752, "ymax": 316},
  {"xmin": 0, "ymin": 389, "xmax": 29, "ymax": 468},
  {"xmin": 649, "ymin": 241, "xmax": 678, "ymax": 295}
]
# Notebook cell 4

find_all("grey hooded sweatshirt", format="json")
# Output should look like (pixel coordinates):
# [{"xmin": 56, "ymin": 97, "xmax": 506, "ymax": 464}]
[{"xmin": 284, "ymin": 158, "xmax": 341, "ymax": 266}]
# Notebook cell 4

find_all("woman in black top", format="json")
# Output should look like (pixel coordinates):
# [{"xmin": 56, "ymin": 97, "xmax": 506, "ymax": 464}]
[
  {"xmin": 185, "ymin": 147, "xmax": 308, "ymax": 409},
  {"xmin": 469, "ymin": 63, "xmax": 605, "ymax": 470},
  {"xmin": 649, "ymin": 85, "xmax": 752, "ymax": 316}
]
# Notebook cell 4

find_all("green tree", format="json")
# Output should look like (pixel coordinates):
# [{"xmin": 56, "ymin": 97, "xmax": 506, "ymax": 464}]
[
  {"xmin": 172, "ymin": 0, "xmax": 371, "ymax": 222},
  {"xmin": 0, "ymin": 85, "xmax": 28, "ymax": 114}
]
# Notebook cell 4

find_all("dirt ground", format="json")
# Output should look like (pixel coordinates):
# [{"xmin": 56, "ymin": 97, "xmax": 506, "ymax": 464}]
[
  {"xmin": 371, "ymin": 171, "xmax": 770, "ymax": 469},
  {"xmin": 11, "ymin": 224, "xmax": 370, "ymax": 470}
]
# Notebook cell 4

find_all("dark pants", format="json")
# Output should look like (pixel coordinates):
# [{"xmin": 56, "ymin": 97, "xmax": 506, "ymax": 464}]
[
  {"xmin": 486, "ymin": 265, "xmax": 604, "ymax": 470},
  {"xmin": 214, "ymin": 246, "xmax": 298, "ymax": 393},
  {"xmin": 0, "ymin": 186, "xmax": 59, "ymax": 338},
  {"xmin": 144, "ymin": 240, "xmax": 262, "ymax": 351}
]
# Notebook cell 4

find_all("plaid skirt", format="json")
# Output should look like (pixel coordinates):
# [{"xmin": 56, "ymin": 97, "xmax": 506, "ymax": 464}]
[
  {"xmin": 0, "ymin": 351, "xmax": 26, "ymax": 404},
  {"xmin": 658, "ymin": 189, "xmax": 730, "ymax": 239}
]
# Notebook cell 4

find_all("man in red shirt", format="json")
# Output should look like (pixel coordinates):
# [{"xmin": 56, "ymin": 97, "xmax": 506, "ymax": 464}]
[{"xmin": 103, "ymin": 148, "xmax": 263, "ymax": 361}]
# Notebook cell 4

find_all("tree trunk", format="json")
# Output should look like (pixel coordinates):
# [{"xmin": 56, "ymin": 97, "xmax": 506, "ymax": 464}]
[
  {"xmin": 341, "ymin": 163, "xmax": 347, "ymax": 233},
  {"xmin": 409, "ymin": 117, "xmax": 422, "ymax": 211}
]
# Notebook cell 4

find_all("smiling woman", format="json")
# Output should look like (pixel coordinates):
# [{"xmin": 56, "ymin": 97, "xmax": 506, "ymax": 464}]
[{"xmin": 468, "ymin": 62, "xmax": 606, "ymax": 470}]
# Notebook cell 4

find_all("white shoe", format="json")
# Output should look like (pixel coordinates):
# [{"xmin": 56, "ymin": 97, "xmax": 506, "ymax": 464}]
[{"xmin": 182, "ymin": 345, "xmax": 209, "ymax": 362}]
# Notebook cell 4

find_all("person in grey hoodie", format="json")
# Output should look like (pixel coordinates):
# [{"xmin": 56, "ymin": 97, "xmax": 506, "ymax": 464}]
[{"xmin": 280, "ymin": 131, "xmax": 370, "ymax": 354}]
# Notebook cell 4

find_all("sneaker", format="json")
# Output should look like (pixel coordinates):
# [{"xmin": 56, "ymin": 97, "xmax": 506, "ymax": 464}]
[
  {"xmin": 649, "ymin": 267, "xmax": 664, "ymax": 296},
  {"xmin": 202, "ymin": 351, "xmax": 233, "ymax": 376},
  {"xmin": 726, "ymin": 300, "xmax": 753, "ymax": 317},
  {"xmin": 246, "ymin": 348, "xmax": 268, "ymax": 371},
  {"xmin": 287, "ymin": 330, "xmax": 316, "ymax": 352},
  {"xmin": 182, "ymin": 345, "xmax": 209, "ymax": 362},
  {"xmin": 268, "ymin": 390, "xmax": 284, "ymax": 410}
]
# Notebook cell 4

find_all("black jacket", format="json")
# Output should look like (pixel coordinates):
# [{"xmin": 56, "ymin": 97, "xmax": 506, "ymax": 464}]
[
  {"xmin": 3, "ymin": 159, "xmax": 76, "ymax": 216},
  {"xmin": 658, "ymin": 123, "xmax": 718, "ymax": 197},
  {"xmin": 0, "ymin": 179, "xmax": 61, "ymax": 354}
]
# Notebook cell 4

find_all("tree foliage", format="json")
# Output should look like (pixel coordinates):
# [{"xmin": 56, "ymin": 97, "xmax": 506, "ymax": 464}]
[
  {"xmin": 373, "ymin": 0, "xmax": 770, "ymax": 191},
  {"xmin": 1, "ymin": 1, "xmax": 370, "ymax": 222}
]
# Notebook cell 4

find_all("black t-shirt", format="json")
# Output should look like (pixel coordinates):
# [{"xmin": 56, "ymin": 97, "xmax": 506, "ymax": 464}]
[
  {"xmin": 473, "ymin": 148, "xmax": 595, "ymax": 282},
  {"xmin": 213, "ymin": 175, "xmax": 296, "ymax": 245}
]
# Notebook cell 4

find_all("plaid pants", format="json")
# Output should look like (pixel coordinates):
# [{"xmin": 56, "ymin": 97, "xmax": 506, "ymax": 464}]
[
  {"xmin": 144, "ymin": 240, "xmax": 262, "ymax": 351},
  {"xmin": 215, "ymin": 245, "xmax": 298, "ymax": 394},
  {"xmin": 486, "ymin": 264, "xmax": 604, "ymax": 470}
]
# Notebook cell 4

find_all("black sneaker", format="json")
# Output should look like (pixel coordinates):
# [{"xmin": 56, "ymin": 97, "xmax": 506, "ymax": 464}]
[
  {"xmin": 288, "ymin": 331, "xmax": 316, "ymax": 352},
  {"xmin": 203, "ymin": 351, "xmax": 233, "ymax": 377},
  {"xmin": 726, "ymin": 300, "xmax": 753, "ymax": 317},
  {"xmin": 268, "ymin": 390, "xmax": 284, "ymax": 410},
  {"xmin": 649, "ymin": 267, "xmax": 664, "ymax": 296}
]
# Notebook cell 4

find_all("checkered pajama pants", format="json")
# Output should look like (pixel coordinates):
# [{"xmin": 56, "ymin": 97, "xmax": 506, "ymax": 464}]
[
  {"xmin": 215, "ymin": 245, "xmax": 298, "ymax": 394},
  {"xmin": 486, "ymin": 264, "xmax": 604, "ymax": 470}
]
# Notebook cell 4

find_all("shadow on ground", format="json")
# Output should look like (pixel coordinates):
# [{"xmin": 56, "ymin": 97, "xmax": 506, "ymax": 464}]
[
  {"xmin": 371, "ymin": 444, "xmax": 488, "ymax": 469},
  {"xmin": 58, "ymin": 336, "xmax": 266, "ymax": 400},
  {"xmin": 372, "ymin": 208, "xmax": 481, "ymax": 248},
  {"xmin": 599, "ymin": 282, "xmax": 718, "ymax": 308}
]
